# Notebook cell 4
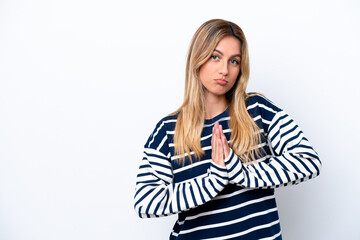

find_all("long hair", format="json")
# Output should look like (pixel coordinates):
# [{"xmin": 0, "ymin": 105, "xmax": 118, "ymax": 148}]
[{"xmin": 171, "ymin": 19, "xmax": 262, "ymax": 164}]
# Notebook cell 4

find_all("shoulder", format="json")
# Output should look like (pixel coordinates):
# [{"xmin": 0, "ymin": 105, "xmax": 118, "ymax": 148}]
[
  {"xmin": 144, "ymin": 113, "xmax": 178, "ymax": 150},
  {"xmin": 154, "ymin": 114, "xmax": 178, "ymax": 129},
  {"xmin": 245, "ymin": 93, "xmax": 285, "ymax": 131},
  {"xmin": 246, "ymin": 92, "xmax": 282, "ymax": 113}
]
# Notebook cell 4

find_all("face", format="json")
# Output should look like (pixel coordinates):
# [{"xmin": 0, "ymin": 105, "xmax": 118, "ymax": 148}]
[{"xmin": 199, "ymin": 36, "xmax": 241, "ymax": 100}]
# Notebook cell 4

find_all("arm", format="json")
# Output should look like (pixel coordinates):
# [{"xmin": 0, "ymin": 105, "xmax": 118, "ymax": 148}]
[
  {"xmin": 134, "ymin": 120, "xmax": 228, "ymax": 218},
  {"xmin": 224, "ymin": 110, "xmax": 322, "ymax": 189}
]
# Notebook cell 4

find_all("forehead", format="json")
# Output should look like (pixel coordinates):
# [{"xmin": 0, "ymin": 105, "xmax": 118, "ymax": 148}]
[{"xmin": 214, "ymin": 36, "xmax": 241, "ymax": 54}]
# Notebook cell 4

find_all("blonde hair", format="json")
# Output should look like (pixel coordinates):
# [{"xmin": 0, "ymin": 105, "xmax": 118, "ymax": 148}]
[{"xmin": 171, "ymin": 19, "xmax": 263, "ymax": 164}]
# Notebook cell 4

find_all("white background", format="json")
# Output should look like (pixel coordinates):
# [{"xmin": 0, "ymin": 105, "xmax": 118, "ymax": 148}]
[{"xmin": 1, "ymin": 0, "xmax": 359, "ymax": 239}]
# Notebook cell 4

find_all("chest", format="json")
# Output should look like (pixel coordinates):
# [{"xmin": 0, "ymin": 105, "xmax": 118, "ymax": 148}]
[{"xmin": 171, "ymin": 122, "xmax": 232, "ymax": 183}]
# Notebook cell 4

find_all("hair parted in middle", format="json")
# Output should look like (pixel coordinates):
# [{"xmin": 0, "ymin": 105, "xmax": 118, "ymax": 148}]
[{"xmin": 171, "ymin": 19, "xmax": 263, "ymax": 164}]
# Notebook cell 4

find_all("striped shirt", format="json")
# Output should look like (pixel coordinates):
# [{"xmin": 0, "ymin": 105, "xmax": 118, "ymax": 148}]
[{"xmin": 134, "ymin": 94, "xmax": 321, "ymax": 240}]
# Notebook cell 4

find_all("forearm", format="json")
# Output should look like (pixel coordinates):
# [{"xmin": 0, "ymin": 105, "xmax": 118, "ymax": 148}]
[
  {"xmin": 225, "ymin": 148, "xmax": 321, "ymax": 189},
  {"xmin": 134, "ymin": 161, "xmax": 228, "ymax": 218}
]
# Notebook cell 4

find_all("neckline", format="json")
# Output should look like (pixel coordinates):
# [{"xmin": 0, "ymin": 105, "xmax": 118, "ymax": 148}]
[{"xmin": 204, "ymin": 107, "xmax": 229, "ymax": 124}]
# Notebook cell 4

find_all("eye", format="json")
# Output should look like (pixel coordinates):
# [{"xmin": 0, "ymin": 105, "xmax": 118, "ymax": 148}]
[
  {"xmin": 210, "ymin": 55, "xmax": 219, "ymax": 61},
  {"xmin": 230, "ymin": 59, "xmax": 240, "ymax": 65}
]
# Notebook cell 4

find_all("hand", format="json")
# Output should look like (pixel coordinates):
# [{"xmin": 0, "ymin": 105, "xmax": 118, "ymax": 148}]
[{"xmin": 211, "ymin": 121, "xmax": 230, "ymax": 167}]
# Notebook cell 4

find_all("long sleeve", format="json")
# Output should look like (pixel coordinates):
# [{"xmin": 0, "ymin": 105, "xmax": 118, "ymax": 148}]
[
  {"xmin": 225, "ymin": 97, "xmax": 322, "ymax": 189},
  {"xmin": 134, "ymin": 118, "xmax": 229, "ymax": 218}
]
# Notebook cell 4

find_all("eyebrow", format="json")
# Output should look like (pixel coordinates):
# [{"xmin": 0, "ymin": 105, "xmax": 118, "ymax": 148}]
[{"xmin": 214, "ymin": 49, "xmax": 241, "ymax": 58}]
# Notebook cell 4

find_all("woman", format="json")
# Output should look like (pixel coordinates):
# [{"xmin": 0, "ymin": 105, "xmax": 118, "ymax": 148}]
[{"xmin": 134, "ymin": 19, "xmax": 321, "ymax": 240}]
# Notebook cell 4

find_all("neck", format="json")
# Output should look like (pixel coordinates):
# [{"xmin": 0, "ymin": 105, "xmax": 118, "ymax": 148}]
[{"xmin": 204, "ymin": 93, "xmax": 228, "ymax": 119}]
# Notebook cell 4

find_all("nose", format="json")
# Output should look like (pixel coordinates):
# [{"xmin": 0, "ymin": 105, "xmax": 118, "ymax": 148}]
[{"xmin": 219, "ymin": 60, "xmax": 229, "ymax": 76}]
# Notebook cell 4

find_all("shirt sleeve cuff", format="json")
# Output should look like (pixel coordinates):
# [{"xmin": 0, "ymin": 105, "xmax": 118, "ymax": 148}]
[
  {"xmin": 209, "ymin": 161, "xmax": 229, "ymax": 185},
  {"xmin": 224, "ymin": 149, "xmax": 244, "ymax": 183}
]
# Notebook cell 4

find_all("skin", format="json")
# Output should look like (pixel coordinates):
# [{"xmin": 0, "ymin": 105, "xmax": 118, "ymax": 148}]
[
  {"xmin": 211, "ymin": 121, "xmax": 230, "ymax": 166},
  {"xmin": 199, "ymin": 36, "xmax": 241, "ymax": 166}
]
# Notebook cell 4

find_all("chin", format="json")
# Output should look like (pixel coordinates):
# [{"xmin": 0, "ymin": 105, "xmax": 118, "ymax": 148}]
[
  {"xmin": 217, "ymin": 88, "xmax": 231, "ymax": 95},
  {"xmin": 214, "ymin": 91, "xmax": 228, "ymax": 97}
]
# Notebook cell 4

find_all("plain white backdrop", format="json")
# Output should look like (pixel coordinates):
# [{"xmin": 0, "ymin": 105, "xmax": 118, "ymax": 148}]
[{"xmin": 1, "ymin": 0, "xmax": 359, "ymax": 239}]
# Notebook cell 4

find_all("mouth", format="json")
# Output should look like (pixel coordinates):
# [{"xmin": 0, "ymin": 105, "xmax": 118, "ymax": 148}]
[{"xmin": 215, "ymin": 79, "xmax": 228, "ymax": 86}]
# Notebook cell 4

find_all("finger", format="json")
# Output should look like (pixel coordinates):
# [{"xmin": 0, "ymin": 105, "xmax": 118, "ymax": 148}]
[
  {"xmin": 215, "ymin": 122, "xmax": 220, "ymax": 138},
  {"xmin": 219, "ymin": 124, "xmax": 230, "ymax": 158},
  {"xmin": 213, "ymin": 124, "xmax": 219, "ymax": 146},
  {"xmin": 218, "ymin": 125, "xmax": 225, "ymax": 150},
  {"xmin": 214, "ymin": 123, "xmax": 218, "ymax": 140},
  {"xmin": 222, "ymin": 137, "xmax": 228, "ymax": 159},
  {"xmin": 212, "ymin": 126, "xmax": 218, "ymax": 163},
  {"xmin": 216, "ymin": 125, "xmax": 221, "ymax": 161},
  {"xmin": 218, "ymin": 126, "xmax": 224, "ymax": 149},
  {"xmin": 216, "ymin": 137, "xmax": 220, "ymax": 162},
  {"xmin": 219, "ymin": 124, "xmax": 225, "ymax": 138},
  {"xmin": 217, "ymin": 138, "xmax": 225, "ymax": 166},
  {"xmin": 218, "ymin": 125, "xmax": 224, "ymax": 143},
  {"xmin": 211, "ymin": 125, "xmax": 215, "ymax": 146},
  {"xmin": 216, "ymin": 124, "xmax": 222, "ymax": 157},
  {"xmin": 218, "ymin": 138, "xmax": 223, "ymax": 158},
  {"xmin": 219, "ymin": 124, "xmax": 226, "ymax": 144}
]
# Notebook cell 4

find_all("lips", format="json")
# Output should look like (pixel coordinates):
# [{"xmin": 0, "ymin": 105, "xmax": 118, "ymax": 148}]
[{"xmin": 215, "ymin": 79, "xmax": 227, "ymax": 86}]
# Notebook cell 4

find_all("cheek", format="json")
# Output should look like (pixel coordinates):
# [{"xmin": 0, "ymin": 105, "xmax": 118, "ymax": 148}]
[
  {"xmin": 199, "ymin": 68, "xmax": 204, "ymax": 82},
  {"xmin": 230, "ymin": 68, "xmax": 241, "ymax": 81},
  {"xmin": 199, "ymin": 64, "xmax": 212, "ymax": 83}
]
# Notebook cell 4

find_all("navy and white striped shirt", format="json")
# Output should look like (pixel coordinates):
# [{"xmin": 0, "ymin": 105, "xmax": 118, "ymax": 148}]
[{"xmin": 134, "ymin": 94, "xmax": 321, "ymax": 239}]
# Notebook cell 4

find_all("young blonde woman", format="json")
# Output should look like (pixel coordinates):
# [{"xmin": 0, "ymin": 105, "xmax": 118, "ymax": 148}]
[{"xmin": 134, "ymin": 19, "xmax": 321, "ymax": 240}]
